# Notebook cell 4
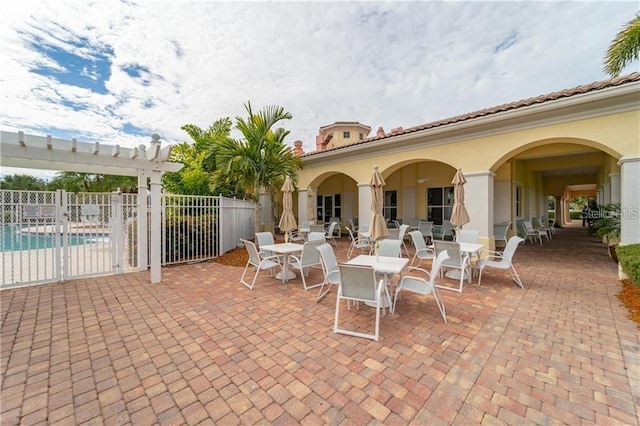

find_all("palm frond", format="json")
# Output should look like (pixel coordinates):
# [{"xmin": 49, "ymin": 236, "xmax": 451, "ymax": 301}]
[{"xmin": 604, "ymin": 13, "xmax": 640, "ymax": 77}]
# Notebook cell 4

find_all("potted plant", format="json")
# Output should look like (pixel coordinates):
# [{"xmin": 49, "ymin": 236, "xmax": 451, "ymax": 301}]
[{"xmin": 595, "ymin": 203, "xmax": 621, "ymax": 263}]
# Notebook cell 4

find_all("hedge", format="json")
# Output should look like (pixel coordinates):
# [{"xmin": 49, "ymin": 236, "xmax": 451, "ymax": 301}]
[{"xmin": 617, "ymin": 244, "xmax": 640, "ymax": 287}]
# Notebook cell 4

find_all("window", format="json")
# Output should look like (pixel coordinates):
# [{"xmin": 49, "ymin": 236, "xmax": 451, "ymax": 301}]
[
  {"xmin": 319, "ymin": 194, "xmax": 341, "ymax": 223},
  {"xmin": 359, "ymin": 133, "xmax": 363, "ymax": 140},
  {"xmin": 343, "ymin": 131, "xmax": 350, "ymax": 138},
  {"xmin": 427, "ymin": 186, "xmax": 454, "ymax": 225},
  {"xmin": 515, "ymin": 185, "xmax": 521, "ymax": 217},
  {"xmin": 383, "ymin": 191, "xmax": 397, "ymax": 222}
]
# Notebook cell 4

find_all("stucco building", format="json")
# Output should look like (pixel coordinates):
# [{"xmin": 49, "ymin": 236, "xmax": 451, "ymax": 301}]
[{"xmin": 272, "ymin": 73, "xmax": 639, "ymax": 252}]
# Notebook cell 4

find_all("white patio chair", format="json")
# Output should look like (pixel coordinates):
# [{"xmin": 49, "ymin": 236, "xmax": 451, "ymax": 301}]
[
  {"xmin": 240, "ymin": 239, "xmax": 281, "ymax": 290},
  {"xmin": 532, "ymin": 216, "xmax": 552, "ymax": 241},
  {"xmin": 455, "ymin": 229, "xmax": 480, "ymax": 244},
  {"xmin": 310, "ymin": 224, "xmax": 325, "ymax": 233},
  {"xmin": 334, "ymin": 264, "xmax": 384, "ymax": 341},
  {"xmin": 409, "ymin": 230, "xmax": 435, "ymax": 268},
  {"xmin": 455, "ymin": 229, "xmax": 481, "ymax": 263},
  {"xmin": 476, "ymin": 236, "xmax": 525, "ymax": 288},
  {"xmin": 518, "ymin": 220, "xmax": 544, "ymax": 245},
  {"xmin": 493, "ymin": 222, "xmax": 511, "ymax": 248},
  {"xmin": 325, "ymin": 221, "xmax": 339, "ymax": 246},
  {"xmin": 255, "ymin": 232, "xmax": 281, "ymax": 261},
  {"xmin": 347, "ymin": 218, "xmax": 358, "ymax": 233},
  {"xmin": 289, "ymin": 240, "xmax": 324, "ymax": 290},
  {"xmin": 418, "ymin": 221, "xmax": 434, "ymax": 245},
  {"xmin": 433, "ymin": 220, "xmax": 454, "ymax": 241},
  {"xmin": 288, "ymin": 229, "xmax": 305, "ymax": 243},
  {"xmin": 316, "ymin": 243, "xmax": 341, "ymax": 302},
  {"xmin": 392, "ymin": 250, "xmax": 450, "ymax": 322},
  {"xmin": 392, "ymin": 224, "xmax": 410, "ymax": 257},
  {"xmin": 345, "ymin": 226, "xmax": 371, "ymax": 259},
  {"xmin": 377, "ymin": 239, "xmax": 402, "ymax": 258},
  {"xmin": 433, "ymin": 240, "xmax": 470, "ymax": 293},
  {"xmin": 308, "ymin": 232, "xmax": 326, "ymax": 243}
]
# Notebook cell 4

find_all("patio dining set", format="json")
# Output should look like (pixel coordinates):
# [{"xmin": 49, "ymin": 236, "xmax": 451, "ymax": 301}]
[{"xmin": 238, "ymin": 220, "xmax": 525, "ymax": 342}]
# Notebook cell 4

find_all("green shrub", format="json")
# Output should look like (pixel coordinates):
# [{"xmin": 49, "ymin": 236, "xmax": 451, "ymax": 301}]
[
  {"xmin": 617, "ymin": 244, "xmax": 640, "ymax": 287},
  {"xmin": 164, "ymin": 214, "xmax": 217, "ymax": 263},
  {"xmin": 570, "ymin": 210, "xmax": 582, "ymax": 220}
]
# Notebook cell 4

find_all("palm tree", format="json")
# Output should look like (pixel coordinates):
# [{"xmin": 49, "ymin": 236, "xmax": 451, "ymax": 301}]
[
  {"xmin": 604, "ymin": 13, "xmax": 640, "ymax": 77},
  {"xmin": 214, "ymin": 102, "xmax": 303, "ymax": 231},
  {"xmin": 0, "ymin": 174, "xmax": 46, "ymax": 190}
]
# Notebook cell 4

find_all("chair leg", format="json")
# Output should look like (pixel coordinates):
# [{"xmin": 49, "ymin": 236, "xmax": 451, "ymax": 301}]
[{"xmin": 510, "ymin": 265, "xmax": 524, "ymax": 289}]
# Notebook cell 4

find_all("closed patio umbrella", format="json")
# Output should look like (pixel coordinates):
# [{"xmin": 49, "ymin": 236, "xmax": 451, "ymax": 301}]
[
  {"xmin": 306, "ymin": 187, "xmax": 317, "ymax": 224},
  {"xmin": 369, "ymin": 165, "xmax": 389, "ymax": 243},
  {"xmin": 450, "ymin": 168, "xmax": 470, "ymax": 233},
  {"xmin": 278, "ymin": 176, "xmax": 297, "ymax": 242}
]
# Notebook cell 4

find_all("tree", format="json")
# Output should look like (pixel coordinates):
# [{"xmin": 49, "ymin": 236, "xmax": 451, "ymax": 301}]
[
  {"xmin": 0, "ymin": 174, "xmax": 46, "ymax": 190},
  {"xmin": 214, "ymin": 102, "xmax": 303, "ymax": 231},
  {"xmin": 604, "ymin": 13, "xmax": 640, "ymax": 77},
  {"xmin": 163, "ymin": 118, "xmax": 249, "ymax": 197},
  {"xmin": 47, "ymin": 172, "xmax": 136, "ymax": 192}
]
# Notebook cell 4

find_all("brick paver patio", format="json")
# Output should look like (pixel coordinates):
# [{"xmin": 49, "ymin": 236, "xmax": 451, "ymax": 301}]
[{"xmin": 1, "ymin": 226, "xmax": 639, "ymax": 425}]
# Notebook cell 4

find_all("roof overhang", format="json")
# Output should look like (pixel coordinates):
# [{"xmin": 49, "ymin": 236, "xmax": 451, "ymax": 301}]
[{"xmin": 303, "ymin": 80, "xmax": 640, "ymax": 166}]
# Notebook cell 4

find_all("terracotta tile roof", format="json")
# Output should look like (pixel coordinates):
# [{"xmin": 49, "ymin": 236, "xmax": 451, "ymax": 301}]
[{"xmin": 303, "ymin": 72, "xmax": 640, "ymax": 157}]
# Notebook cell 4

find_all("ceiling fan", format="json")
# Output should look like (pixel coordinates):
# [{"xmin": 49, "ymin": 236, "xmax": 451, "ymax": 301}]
[{"xmin": 417, "ymin": 177, "xmax": 434, "ymax": 184}]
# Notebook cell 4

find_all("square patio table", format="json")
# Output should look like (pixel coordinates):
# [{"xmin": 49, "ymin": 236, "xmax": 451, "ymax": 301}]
[{"xmin": 259, "ymin": 242, "xmax": 304, "ymax": 282}]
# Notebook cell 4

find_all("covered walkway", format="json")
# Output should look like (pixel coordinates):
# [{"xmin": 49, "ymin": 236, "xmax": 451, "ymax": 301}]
[{"xmin": 1, "ymin": 227, "xmax": 638, "ymax": 424}]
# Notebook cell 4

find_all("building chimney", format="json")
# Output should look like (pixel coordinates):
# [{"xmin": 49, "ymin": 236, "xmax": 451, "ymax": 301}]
[
  {"xmin": 293, "ymin": 140, "xmax": 305, "ymax": 156},
  {"xmin": 376, "ymin": 127, "xmax": 385, "ymax": 137}
]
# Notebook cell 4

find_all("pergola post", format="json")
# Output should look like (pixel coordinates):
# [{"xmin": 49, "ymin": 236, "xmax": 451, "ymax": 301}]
[
  {"xmin": 137, "ymin": 171, "xmax": 149, "ymax": 271},
  {"xmin": 149, "ymin": 170, "xmax": 162, "ymax": 284}
]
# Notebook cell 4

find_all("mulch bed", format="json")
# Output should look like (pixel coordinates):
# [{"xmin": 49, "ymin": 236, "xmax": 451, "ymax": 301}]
[
  {"xmin": 617, "ymin": 279, "xmax": 640, "ymax": 330},
  {"xmin": 214, "ymin": 245, "xmax": 249, "ymax": 267}
]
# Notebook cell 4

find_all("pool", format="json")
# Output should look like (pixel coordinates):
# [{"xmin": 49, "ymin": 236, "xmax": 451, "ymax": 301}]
[{"xmin": 1, "ymin": 225, "xmax": 98, "ymax": 252}]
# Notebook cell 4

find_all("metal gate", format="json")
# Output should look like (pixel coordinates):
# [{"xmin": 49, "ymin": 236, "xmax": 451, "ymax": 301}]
[{"xmin": 1, "ymin": 189, "xmax": 138, "ymax": 288}]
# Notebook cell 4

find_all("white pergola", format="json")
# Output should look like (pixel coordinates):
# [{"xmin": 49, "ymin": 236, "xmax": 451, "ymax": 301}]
[{"xmin": 0, "ymin": 130, "xmax": 183, "ymax": 284}]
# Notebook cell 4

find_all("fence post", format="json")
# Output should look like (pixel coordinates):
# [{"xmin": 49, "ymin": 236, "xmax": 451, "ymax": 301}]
[{"xmin": 111, "ymin": 189, "xmax": 123, "ymax": 274}]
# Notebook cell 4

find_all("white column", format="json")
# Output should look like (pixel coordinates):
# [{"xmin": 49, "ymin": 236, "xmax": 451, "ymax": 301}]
[
  {"xmin": 618, "ymin": 156, "xmax": 640, "ymax": 245},
  {"xmin": 526, "ymin": 187, "xmax": 536, "ymax": 219},
  {"xmin": 493, "ymin": 181, "xmax": 511, "ymax": 223},
  {"xmin": 259, "ymin": 192, "xmax": 272, "ymax": 233},
  {"xmin": 298, "ymin": 189, "xmax": 308, "ymax": 226},
  {"xmin": 137, "ymin": 171, "xmax": 148, "ymax": 271},
  {"xmin": 463, "ymin": 172, "xmax": 494, "ymax": 242},
  {"xmin": 597, "ymin": 188, "xmax": 604, "ymax": 205},
  {"xmin": 602, "ymin": 183, "xmax": 611, "ymax": 205},
  {"xmin": 358, "ymin": 183, "xmax": 372, "ymax": 228},
  {"xmin": 610, "ymin": 173, "xmax": 621, "ymax": 204},
  {"xmin": 149, "ymin": 170, "xmax": 162, "ymax": 284}
]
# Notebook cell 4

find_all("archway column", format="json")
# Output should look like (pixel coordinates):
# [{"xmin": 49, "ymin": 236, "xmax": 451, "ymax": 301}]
[
  {"xmin": 297, "ymin": 188, "xmax": 308, "ymax": 225},
  {"xmin": 358, "ymin": 183, "xmax": 372, "ymax": 230},
  {"xmin": 609, "ymin": 173, "xmax": 621, "ymax": 204},
  {"xmin": 618, "ymin": 156, "xmax": 640, "ymax": 245},
  {"xmin": 464, "ymin": 172, "xmax": 495, "ymax": 249}
]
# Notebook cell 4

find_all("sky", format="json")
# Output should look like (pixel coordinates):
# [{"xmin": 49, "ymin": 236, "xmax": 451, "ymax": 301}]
[{"xmin": 1, "ymin": 0, "xmax": 638, "ymax": 180}]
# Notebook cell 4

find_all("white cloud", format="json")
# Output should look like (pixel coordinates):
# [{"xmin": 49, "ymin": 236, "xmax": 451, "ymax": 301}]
[{"xmin": 1, "ymin": 0, "xmax": 638, "ymax": 178}]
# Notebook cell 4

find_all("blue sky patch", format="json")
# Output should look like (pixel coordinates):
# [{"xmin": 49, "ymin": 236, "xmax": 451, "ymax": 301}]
[
  {"xmin": 122, "ymin": 123, "xmax": 147, "ymax": 137},
  {"xmin": 23, "ymin": 28, "xmax": 113, "ymax": 95}
]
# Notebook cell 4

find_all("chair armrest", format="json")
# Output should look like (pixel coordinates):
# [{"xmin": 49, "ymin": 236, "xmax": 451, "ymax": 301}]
[
  {"xmin": 406, "ymin": 266, "xmax": 431, "ymax": 279},
  {"xmin": 485, "ymin": 250, "xmax": 503, "ymax": 260}
]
